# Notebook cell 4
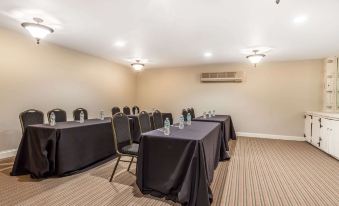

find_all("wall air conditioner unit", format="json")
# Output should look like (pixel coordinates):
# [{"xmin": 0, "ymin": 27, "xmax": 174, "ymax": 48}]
[{"xmin": 200, "ymin": 72, "xmax": 244, "ymax": 83}]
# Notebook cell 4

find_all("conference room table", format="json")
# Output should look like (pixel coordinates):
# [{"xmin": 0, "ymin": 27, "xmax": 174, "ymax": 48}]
[
  {"xmin": 11, "ymin": 118, "xmax": 116, "ymax": 178},
  {"xmin": 193, "ymin": 115, "xmax": 237, "ymax": 160},
  {"xmin": 128, "ymin": 112, "xmax": 173, "ymax": 142},
  {"xmin": 137, "ymin": 121, "xmax": 227, "ymax": 206},
  {"xmin": 12, "ymin": 112, "xmax": 173, "ymax": 178}
]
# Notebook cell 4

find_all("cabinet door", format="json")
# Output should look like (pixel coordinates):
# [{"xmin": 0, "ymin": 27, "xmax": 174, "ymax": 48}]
[
  {"xmin": 325, "ymin": 78, "xmax": 335, "ymax": 91},
  {"xmin": 312, "ymin": 116, "xmax": 321, "ymax": 146},
  {"xmin": 328, "ymin": 119, "xmax": 339, "ymax": 159},
  {"xmin": 319, "ymin": 118, "xmax": 330, "ymax": 152},
  {"xmin": 325, "ymin": 58, "xmax": 337, "ymax": 76},
  {"xmin": 324, "ymin": 92, "xmax": 335, "ymax": 110},
  {"xmin": 304, "ymin": 115, "xmax": 312, "ymax": 142}
]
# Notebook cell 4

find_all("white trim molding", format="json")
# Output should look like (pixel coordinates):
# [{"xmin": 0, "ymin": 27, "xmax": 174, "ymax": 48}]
[
  {"xmin": 0, "ymin": 149, "xmax": 17, "ymax": 160},
  {"xmin": 237, "ymin": 132, "xmax": 305, "ymax": 141}
]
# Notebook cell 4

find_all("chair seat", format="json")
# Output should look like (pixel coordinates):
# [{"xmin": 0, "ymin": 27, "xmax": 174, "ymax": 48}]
[{"xmin": 121, "ymin": 143, "xmax": 139, "ymax": 156}]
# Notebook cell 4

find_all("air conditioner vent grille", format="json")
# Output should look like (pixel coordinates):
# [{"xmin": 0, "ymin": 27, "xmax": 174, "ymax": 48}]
[{"xmin": 200, "ymin": 71, "xmax": 244, "ymax": 83}]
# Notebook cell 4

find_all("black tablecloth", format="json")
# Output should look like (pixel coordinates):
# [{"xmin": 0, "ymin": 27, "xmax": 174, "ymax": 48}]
[
  {"xmin": 137, "ymin": 121, "xmax": 224, "ymax": 206},
  {"xmin": 193, "ymin": 115, "xmax": 236, "ymax": 160},
  {"xmin": 11, "ymin": 118, "xmax": 115, "ymax": 178},
  {"xmin": 128, "ymin": 113, "xmax": 173, "ymax": 143}
]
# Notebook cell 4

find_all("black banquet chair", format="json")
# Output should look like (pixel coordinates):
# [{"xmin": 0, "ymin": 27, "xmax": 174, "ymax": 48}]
[
  {"xmin": 182, "ymin": 109, "xmax": 188, "ymax": 121},
  {"xmin": 153, "ymin": 110, "xmax": 163, "ymax": 129},
  {"xmin": 73, "ymin": 108, "xmax": 88, "ymax": 121},
  {"xmin": 19, "ymin": 109, "xmax": 44, "ymax": 134},
  {"xmin": 187, "ymin": 108, "xmax": 195, "ymax": 119},
  {"xmin": 123, "ymin": 106, "xmax": 131, "ymax": 115},
  {"xmin": 47, "ymin": 108, "xmax": 67, "ymax": 122},
  {"xmin": 138, "ymin": 111, "xmax": 152, "ymax": 133},
  {"xmin": 110, "ymin": 113, "xmax": 138, "ymax": 182},
  {"xmin": 132, "ymin": 106, "xmax": 140, "ymax": 115},
  {"xmin": 112, "ymin": 106, "xmax": 120, "ymax": 115}
]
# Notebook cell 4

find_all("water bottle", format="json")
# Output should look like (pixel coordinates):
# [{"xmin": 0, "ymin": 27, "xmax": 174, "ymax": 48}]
[
  {"xmin": 208, "ymin": 110, "xmax": 212, "ymax": 118},
  {"xmin": 187, "ymin": 113, "xmax": 192, "ymax": 125},
  {"xmin": 203, "ymin": 112, "xmax": 207, "ymax": 119},
  {"xmin": 80, "ymin": 111, "xmax": 85, "ymax": 123},
  {"xmin": 49, "ymin": 112, "xmax": 56, "ymax": 126},
  {"xmin": 99, "ymin": 110, "xmax": 104, "ymax": 120},
  {"xmin": 212, "ymin": 110, "xmax": 216, "ymax": 116},
  {"xmin": 164, "ymin": 117, "xmax": 170, "ymax": 135},
  {"xmin": 179, "ymin": 115, "xmax": 184, "ymax": 129}
]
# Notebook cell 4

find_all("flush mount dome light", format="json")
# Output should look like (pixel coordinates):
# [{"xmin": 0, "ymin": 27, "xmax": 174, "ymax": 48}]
[
  {"xmin": 21, "ymin": 17, "xmax": 54, "ymax": 44},
  {"xmin": 131, "ymin": 60, "xmax": 145, "ymax": 71},
  {"xmin": 246, "ymin": 50, "xmax": 266, "ymax": 67}
]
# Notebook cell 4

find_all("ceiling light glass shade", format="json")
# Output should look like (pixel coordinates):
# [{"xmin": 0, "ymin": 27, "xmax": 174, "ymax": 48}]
[
  {"xmin": 246, "ymin": 54, "xmax": 265, "ymax": 64},
  {"xmin": 131, "ymin": 63, "xmax": 144, "ymax": 71},
  {"xmin": 21, "ymin": 22, "xmax": 54, "ymax": 43}
]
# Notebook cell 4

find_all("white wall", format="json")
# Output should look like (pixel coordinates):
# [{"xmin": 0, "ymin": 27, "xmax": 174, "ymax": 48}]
[
  {"xmin": 136, "ymin": 60, "xmax": 323, "ymax": 137},
  {"xmin": 0, "ymin": 27, "xmax": 136, "ymax": 152}
]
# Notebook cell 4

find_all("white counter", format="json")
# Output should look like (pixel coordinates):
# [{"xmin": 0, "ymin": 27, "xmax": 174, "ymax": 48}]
[{"xmin": 305, "ymin": 111, "xmax": 339, "ymax": 120}]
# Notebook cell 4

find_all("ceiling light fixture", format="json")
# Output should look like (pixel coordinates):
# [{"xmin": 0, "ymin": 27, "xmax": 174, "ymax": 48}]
[
  {"xmin": 293, "ymin": 15, "xmax": 308, "ymax": 24},
  {"xmin": 204, "ymin": 52, "xmax": 213, "ymax": 58},
  {"xmin": 131, "ymin": 60, "xmax": 145, "ymax": 71},
  {"xmin": 114, "ymin": 41, "xmax": 126, "ymax": 47},
  {"xmin": 21, "ymin": 17, "xmax": 54, "ymax": 44},
  {"xmin": 246, "ymin": 50, "xmax": 266, "ymax": 67}
]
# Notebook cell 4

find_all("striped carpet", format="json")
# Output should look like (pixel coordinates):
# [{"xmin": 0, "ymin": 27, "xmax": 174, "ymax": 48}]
[
  {"xmin": 1, "ymin": 138, "xmax": 338, "ymax": 206},
  {"xmin": 222, "ymin": 137, "xmax": 339, "ymax": 206},
  {"xmin": 0, "ymin": 140, "xmax": 236, "ymax": 206}
]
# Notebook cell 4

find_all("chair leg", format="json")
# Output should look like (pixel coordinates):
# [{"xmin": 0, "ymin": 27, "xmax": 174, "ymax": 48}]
[
  {"xmin": 127, "ymin": 156, "xmax": 134, "ymax": 172},
  {"xmin": 109, "ymin": 156, "xmax": 121, "ymax": 182}
]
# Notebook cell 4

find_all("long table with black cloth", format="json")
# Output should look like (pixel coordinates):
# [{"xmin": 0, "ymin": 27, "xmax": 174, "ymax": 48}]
[
  {"xmin": 136, "ymin": 121, "xmax": 228, "ymax": 206},
  {"xmin": 192, "ymin": 115, "xmax": 237, "ymax": 160},
  {"xmin": 11, "ymin": 118, "xmax": 116, "ymax": 178},
  {"xmin": 11, "ymin": 113, "xmax": 174, "ymax": 178}
]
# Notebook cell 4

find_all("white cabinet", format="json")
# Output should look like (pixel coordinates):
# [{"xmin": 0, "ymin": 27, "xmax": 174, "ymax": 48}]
[
  {"xmin": 304, "ymin": 114, "xmax": 312, "ymax": 142},
  {"xmin": 312, "ymin": 116, "xmax": 321, "ymax": 146},
  {"xmin": 319, "ymin": 118, "xmax": 330, "ymax": 152},
  {"xmin": 304, "ymin": 112, "xmax": 339, "ymax": 159},
  {"xmin": 323, "ymin": 57, "xmax": 339, "ymax": 111},
  {"xmin": 327, "ymin": 119, "xmax": 339, "ymax": 158}
]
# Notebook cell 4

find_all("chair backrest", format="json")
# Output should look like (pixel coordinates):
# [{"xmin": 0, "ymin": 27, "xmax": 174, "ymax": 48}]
[
  {"xmin": 112, "ymin": 107, "xmax": 120, "ymax": 115},
  {"xmin": 47, "ymin": 108, "xmax": 67, "ymax": 122},
  {"xmin": 138, "ymin": 111, "xmax": 152, "ymax": 133},
  {"xmin": 123, "ymin": 106, "xmax": 131, "ymax": 115},
  {"xmin": 112, "ymin": 113, "xmax": 132, "ymax": 153},
  {"xmin": 187, "ymin": 108, "xmax": 195, "ymax": 119},
  {"xmin": 19, "ymin": 109, "xmax": 44, "ymax": 133},
  {"xmin": 132, "ymin": 106, "xmax": 140, "ymax": 115},
  {"xmin": 73, "ymin": 108, "xmax": 88, "ymax": 121},
  {"xmin": 153, "ymin": 110, "xmax": 163, "ymax": 129},
  {"xmin": 182, "ymin": 109, "xmax": 188, "ymax": 121}
]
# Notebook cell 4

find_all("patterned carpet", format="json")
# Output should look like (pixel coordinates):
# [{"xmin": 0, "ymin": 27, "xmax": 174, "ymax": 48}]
[
  {"xmin": 222, "ymin": 137, "xmax": 339, "ymax": 206},
  {"xmin": 1, "ymin": 137, "xmax": 338, "ymax": 206},
  {"xmin": 0, "ymin": 140, "xmax": 236, "ymax": 206}
]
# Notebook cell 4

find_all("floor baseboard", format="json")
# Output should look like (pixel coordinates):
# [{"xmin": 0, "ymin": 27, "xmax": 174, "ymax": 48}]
[
  {"xmin": 237, "ymin": 132, "xmax": 305, "ymax": 141},
  {"xmin": 0, "ymin": 149, "xmax": 17, "ymax": 160}
]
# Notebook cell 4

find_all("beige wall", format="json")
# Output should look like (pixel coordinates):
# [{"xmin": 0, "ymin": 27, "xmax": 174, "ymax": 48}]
[
  {"xmin": 0, "ymin": 26, "xmax": 324, "ymax": 152},
  {"xmin": 136, "ymin": 60, "xmax": 323, "ymax": 137},
  {"xmin": 0, "ymin": 27, "xmax": 136, "ymax": 151}
]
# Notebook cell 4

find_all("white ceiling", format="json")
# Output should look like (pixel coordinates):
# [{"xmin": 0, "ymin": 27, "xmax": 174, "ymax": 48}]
[{"xmin": 0, "ymin": 0, "xmax": 339, "ymax": 68}]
